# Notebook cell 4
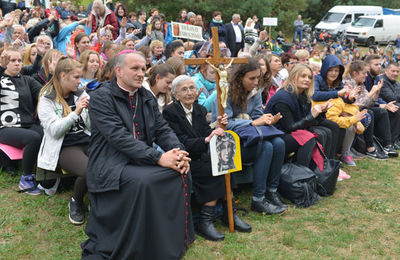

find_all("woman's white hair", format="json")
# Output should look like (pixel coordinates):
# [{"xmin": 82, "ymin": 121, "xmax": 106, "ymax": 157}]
[{"xmin": 171, "ymin": 75, "xmax": 192, "ymax": 95}]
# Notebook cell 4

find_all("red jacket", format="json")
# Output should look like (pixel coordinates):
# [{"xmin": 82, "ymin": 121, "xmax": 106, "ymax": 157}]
[{"xmin": 90, "ymin": 7, "xmax": 118, "ymax": 40}]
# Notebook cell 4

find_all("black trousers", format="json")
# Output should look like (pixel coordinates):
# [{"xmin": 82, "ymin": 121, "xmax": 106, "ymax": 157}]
[
  {"xmin": 0, "ymin": 124, "xmax": 43, "ymax": 175},
  {"xmin": 388, "ymin": 105, "xmax": 400, "ymax": 142},
  {"xmin": 284, "ymin": 134, "xmax": 316, "ymax": 167},
  {"xmin": 365, "ymin": 107, "xmax": 392, "ymax": 147}
]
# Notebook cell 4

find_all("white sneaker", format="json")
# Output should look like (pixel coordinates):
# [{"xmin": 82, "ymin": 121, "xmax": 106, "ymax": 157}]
[{"xmin": 38, "ymin": 178, "xmax": 60, "ymax": 196}]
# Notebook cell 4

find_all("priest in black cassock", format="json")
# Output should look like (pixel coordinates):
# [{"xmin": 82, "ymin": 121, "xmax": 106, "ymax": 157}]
[
  {"xmin": 163, "ymin": 75, "xmax": 251, "ymax": 242},
  {"xmin": 81, "ymin": 51, "xmax": 194, "ymax": 259}
]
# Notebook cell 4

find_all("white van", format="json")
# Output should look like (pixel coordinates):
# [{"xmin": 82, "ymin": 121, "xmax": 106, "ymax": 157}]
[
  {"xmin": 314, "ymin": 6, "xmax": 382, "ymax": 38},
  {"xmin": 345, "ymin": 15, "xmax": 400, "ymax": 46}
]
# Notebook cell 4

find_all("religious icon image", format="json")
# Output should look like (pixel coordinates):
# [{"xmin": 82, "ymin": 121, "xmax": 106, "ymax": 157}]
[
  {"xmin": 206, "ymin": 59, "xmax": 233, "ymax": 109},
  {"xmin": 210, "ymin": 130, "xmax": 242, "ymax": 176}
]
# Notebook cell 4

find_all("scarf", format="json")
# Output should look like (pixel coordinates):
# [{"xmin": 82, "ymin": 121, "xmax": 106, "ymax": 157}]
[{"xmin": 212, "ymin": 18, "xmax": 223, "ymax": 24}]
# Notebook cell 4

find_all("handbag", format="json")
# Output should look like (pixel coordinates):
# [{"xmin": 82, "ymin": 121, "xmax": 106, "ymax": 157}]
[
  {"xmin": 312, "ymin": 145, "xmax": 341, "ymax": 197},
  {"xmin": 235, "ymin": 125, "xmax": 284, "ymax": 147},
  {"xmin": 278, "ymin": 163, "xmax": 320, "ymax": 208}
]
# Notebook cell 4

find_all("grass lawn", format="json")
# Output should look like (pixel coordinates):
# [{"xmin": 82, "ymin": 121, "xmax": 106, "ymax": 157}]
[{"xmin": 1, "ymin": 156, "xmax": 400, "ymax": 259}]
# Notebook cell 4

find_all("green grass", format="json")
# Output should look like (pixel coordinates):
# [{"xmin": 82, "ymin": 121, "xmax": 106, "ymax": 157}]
[{"xmin": 1, "ymin": 157, "xmax": 400, "ymax": 259}]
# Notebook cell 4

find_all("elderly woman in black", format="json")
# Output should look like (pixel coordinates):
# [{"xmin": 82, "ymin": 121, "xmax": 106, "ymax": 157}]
[{"xmin": 163, "ymin": 75, "xmax": 251, "ymax": 242}]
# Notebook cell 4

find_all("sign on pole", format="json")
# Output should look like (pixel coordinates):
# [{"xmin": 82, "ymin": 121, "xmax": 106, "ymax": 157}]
[
  {"xmin": 263, "ymin": 17, "xmax": 278, "ymax": 26},
  {"xmin": 210, "ymin": 131, "xmax": 242, "ymax": 176},
  {"xmin": 171, "ymin": 22, "xmax": 204, "ymax": 41}
]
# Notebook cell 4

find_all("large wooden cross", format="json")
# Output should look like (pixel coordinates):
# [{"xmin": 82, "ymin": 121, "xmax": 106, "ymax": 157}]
[{"xmin": 184, "ymin": 27, "xmax": 248, "ymax": 233}]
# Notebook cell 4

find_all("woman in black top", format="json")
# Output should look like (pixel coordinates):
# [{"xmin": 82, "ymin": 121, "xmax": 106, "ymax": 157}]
[
  {"xmin": 265, "ymin": 64, "xmax": 340, "ymax": 166},
  {"xmin": 0, "ymin": 48, "xmax": 44, "ymax": 195}
]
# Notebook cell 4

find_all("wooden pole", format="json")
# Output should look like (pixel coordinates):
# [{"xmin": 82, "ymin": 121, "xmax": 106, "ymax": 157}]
[
  {"xmin": 211, "ymin": 27, "xmax": 234, "ymax": 233},
  {"xmin": 269, "ymin": 26, "xmax": 271, "ymax": 45},
  {"xmin": 215, "ymin": 74, "xmax": 234, "ymax": 233}
]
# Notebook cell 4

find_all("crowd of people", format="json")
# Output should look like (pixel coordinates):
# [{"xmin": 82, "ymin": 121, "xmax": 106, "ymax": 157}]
[{"xmin": 1, "ymin": 1, "xmax": 400, "ymax": 259}]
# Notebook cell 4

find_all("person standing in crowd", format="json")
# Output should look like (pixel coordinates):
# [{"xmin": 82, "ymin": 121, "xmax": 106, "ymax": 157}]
[
  {"xmin": 176, "ymin": 9, "xmax": 187, "ymax": 23},
  {"xmin": 252, "ymin": 15, "xmax": 262, "ymax": 32},
  {"xmin": 115, "ymin": 3, "xmax": 128, "ymax": 28},
  {"xmin": 81, "ymin": 51, "xmax": 194, "ymax": 259},
  {"xmin": 147, "ymin": 8, "xmax": 159, "ymax": 24},
  {"xmin": 150, "ymin": 18, "xmax": 165, "ymax": 46},
  {"xmin": 394, "ymin": 34, "xmax": 400, "ymax": 56},
  {"xmin": 293, "ymin": 14, "xmax": 303, "ymax": 42},
  {"xmin": 379, "ymin": 61, "xmax": 400, "ymax": 149},
  {"xmin": 225, "ymin": 14, "xmax": 244, "ymax": 57},
  {"xmin": 133, "ymin": 10, "xmax": 147, "ymax": 39},
  {"xmin": 0, "ymin": 48, "xmax": 43, "ymax": 195},
  {"xmin": 37, "ymin": 57, "xmax": 90, "ymax": 225},
  {"xmin": 209, "ymin": 11, "xmax": 226, "ymax": 43},
  {"xmin": 164, "ymin": 75, "xmax": 251, "ymax": 241},
  {"xmin": 90, "ymin": 0, "xmax": 118, "ymax": 40}
]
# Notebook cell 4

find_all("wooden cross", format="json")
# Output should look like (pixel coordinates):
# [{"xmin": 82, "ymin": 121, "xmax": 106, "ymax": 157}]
[{"xmin": 184, "ymin": 27, "xmax": 248, "ymax": 233}]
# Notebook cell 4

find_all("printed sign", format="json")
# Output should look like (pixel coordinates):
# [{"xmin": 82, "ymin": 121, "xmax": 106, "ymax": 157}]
[
  {"xmin": 171, "ymin": 22, "xmax": 204, "ymax": 41},
  {"xmin": 210, "ymin": 131, "xmax": 242, "ymax": 176},
  {"xmin": 263, "ymin": 17, "xmax": 278, "ymax": 26}
]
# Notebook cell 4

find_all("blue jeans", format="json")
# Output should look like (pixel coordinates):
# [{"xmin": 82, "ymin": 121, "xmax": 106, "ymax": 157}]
[
  {"xmin": 293, "ymin": 29, "xmax": 303, "ymax": 42},
  {"xmin": 242, "ymin": 137, "xmax": 285, "ymax": 198}
]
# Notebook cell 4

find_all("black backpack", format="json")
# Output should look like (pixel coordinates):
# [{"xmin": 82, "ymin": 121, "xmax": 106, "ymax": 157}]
[{"xmin": 278, "ymin": 163, "xmax": 320, "ymax": 208}]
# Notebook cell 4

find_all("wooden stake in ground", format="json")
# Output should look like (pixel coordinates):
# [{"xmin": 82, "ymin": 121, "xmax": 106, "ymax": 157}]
[{"xmin": 184, "ymin": 27, "xmax": 248, "ymax": 232}]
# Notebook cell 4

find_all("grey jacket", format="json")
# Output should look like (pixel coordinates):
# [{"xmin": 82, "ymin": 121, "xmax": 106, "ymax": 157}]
[{"xmin": 37, "ymin": 89, "xmax": 90, "ymax": 171}]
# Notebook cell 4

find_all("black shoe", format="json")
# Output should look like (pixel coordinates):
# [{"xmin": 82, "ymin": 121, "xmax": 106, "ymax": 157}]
[
  {"xmin": 251, "ymin": 199, "xmax": 286, "ymax": 215},
  {"xmin": 350, "ymin": 147, "xmax": 365, "ymax": 159},
  {"xmin": 222, "ymin": 200, "xmax": 252, "ymax": 233},
  {"xmin": 383, "ymin": 145, "xmax": 399, "ymax": 157},
  {"xmin": 69, "ymin": 198, "xmax": 84, "ymax": 225},
  {"xmin": 365, "ymin": 149, "xmax": 389, "ymax": 160},
  {"xmin": 196, "ymin": 205, "xmax": 225, "ymax": 241},
  {"xmin": 265, "ymin": 191, "xmax": 287, "ymax": 210},
  {"xmin": 394, "ymin": 142, "xmax": 400, "ymax": 150}
]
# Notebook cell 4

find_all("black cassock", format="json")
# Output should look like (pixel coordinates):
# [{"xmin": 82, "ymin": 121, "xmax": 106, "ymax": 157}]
[
  {"xmin": 81, "ymin": 81, "xmax": 194, "ymax": 259},
  {"xmin": 163, "ymin": 101, "xmax": 226, "ymax": 204}
]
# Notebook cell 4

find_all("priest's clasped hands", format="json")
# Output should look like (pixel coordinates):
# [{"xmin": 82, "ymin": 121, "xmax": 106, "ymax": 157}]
[{"xmin": 158, "ymin": 148, "xmax": 191, "ymax": 175}]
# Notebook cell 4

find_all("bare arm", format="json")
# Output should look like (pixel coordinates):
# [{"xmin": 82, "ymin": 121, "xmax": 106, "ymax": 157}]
[
  {"xmin": 225, "ymin": 58, "xmax": 234, "ymax": 70},
  {"xmin": 205, "ymin": 60, "xmax": 218, "ymax": 71}
]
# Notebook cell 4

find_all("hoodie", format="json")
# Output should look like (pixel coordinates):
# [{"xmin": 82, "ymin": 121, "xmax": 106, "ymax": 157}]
[{"xmin": 312, "ymin": 55, "xmax": 344, "ymax": 101}]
